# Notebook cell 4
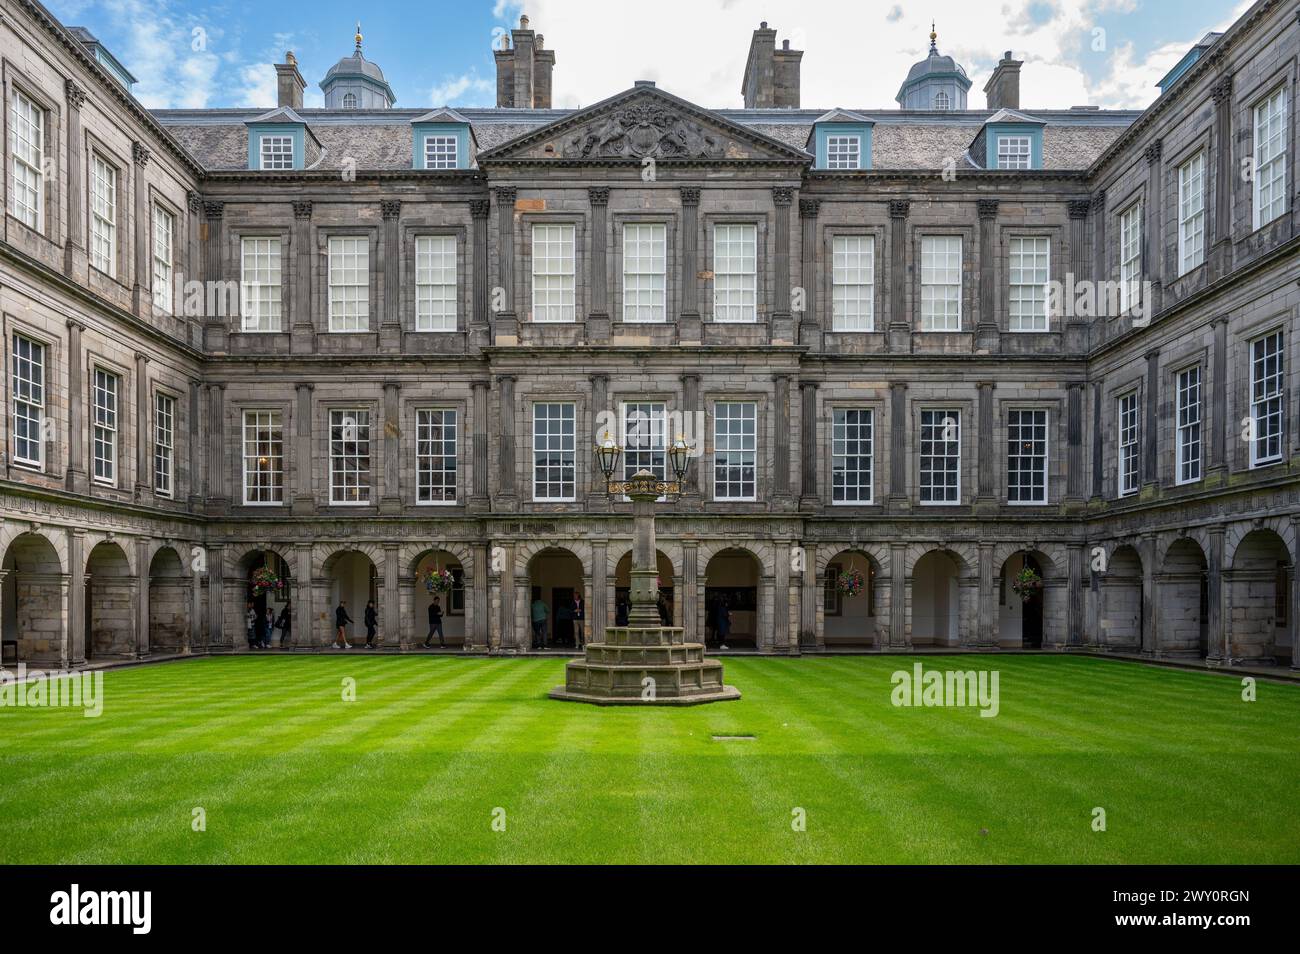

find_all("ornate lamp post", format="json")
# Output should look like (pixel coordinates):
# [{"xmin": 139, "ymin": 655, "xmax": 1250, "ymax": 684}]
[{"xmin": 549, "ymin": 433, "xmax": 740, "ymax": 705}]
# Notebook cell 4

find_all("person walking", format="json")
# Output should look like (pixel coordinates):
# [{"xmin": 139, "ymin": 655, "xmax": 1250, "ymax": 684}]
[
  {"xmin": 276, "ymin": 600, "xmax": 292, "ymax": 648},
  {"xmin": 245, "ymin": 602, "xmax": 258, "ymax": 650},
  {"xmin": 334, "ymin": 600, "xmax": 353, "ymax": 649},
  {"xmin": 531, "ymin": 596, "xmax": 549, "ymax": 649},
  {"xmin": 364, "ymin": 600, "xmax": 378, "ymax": 649},
  {"xmin": 715, "ymin": 597, "xmax": 732, "ymax": 650},
  {"xmin": 572, "ymin": 593, "xmax": 585, "ymax": 650},
  {"xmin": 262, "ymin": 607, "xmax": 276, "ymax": 649},
  {"xmin": 424, "ymin": 597, "xmax": 445, "ymax": 648}
]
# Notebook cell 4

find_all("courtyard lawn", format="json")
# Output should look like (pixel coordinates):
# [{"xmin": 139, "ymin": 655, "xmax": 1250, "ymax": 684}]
[{"xmin": 0, "ymin": 655, "xmax": 1297, "ymax": 864}]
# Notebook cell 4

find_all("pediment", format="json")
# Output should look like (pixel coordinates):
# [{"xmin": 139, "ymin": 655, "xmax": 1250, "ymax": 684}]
[{"xmin": 478, "ymin": 86, "xmax": 811, "ymax": 164}]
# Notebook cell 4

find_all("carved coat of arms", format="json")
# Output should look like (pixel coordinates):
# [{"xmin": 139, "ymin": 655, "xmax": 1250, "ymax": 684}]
[{"xmin": 561, "ymin": 104, "xmax": 727, "ymax": 160}]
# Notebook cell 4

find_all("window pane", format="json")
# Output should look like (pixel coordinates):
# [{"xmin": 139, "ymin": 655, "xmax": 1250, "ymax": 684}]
[
  {"xmin": 1008, "ymin": 237, "xmax": 1049, "ymax": 331},
  {"xmin": 241, "ymin": 237, "xmax": 283, "ymax": 331},
  {"xmin": 532, "ymin": 225, "xmax": 576, "ymax": 323},
  {"xmin": 533, "ymin": 403, "xmax": 576, "ymax": 500},
  {"xmin": 714, "ymin": 402, "xmax": 757, "ymax": 499},
  {"xmin": 622, "ymin": 224, "xmax": 666, "ymax": 323},
  {"xmin": 415, "ymin": 235, "xmax": 457, "ymax": 331},
  {"xmin": 416, "ymin": 409, "xmax": 458, "ymax": 503},
  {"xmin": 328, "ymin": 236, "xmax": 369, "ymax": 332},
  {"xmin": 713, "ymin": 224, "xmax": 757, "ymax": 323},
  {"xmin": 242, "ymin": 410, "xmax": 284, "ymax": 504},
  {"xmin": 919, "ymin": 409, "xmax": 960, "ymax": 503},
  {"xmin": 832, "ymin": 235, "xmax": 874, "ymax": 331},
  {"xmin": 832, "ymin": 408, "xmax": 873, "ymax": 503},
  {"xmin": 920, "ymin": 236, "xmax": 961, "ymax": 331}
]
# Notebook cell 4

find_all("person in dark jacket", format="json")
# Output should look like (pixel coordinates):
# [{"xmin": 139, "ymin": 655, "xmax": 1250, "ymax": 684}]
[
  {"xmin": 424, "ymin": 597, "xmax": 445, "ymax": 648},
  {"xmin": 715, "ymin": 597, "xmax": 732, "ymax": 649},
  {"xmin": 657, "ymin": 594, "xmax": 671, "ymax": 626},
  {"xmin": 276, "ymin": 601, "xmax": 292, "ymax": 648},
  {"xmin": 253, "ymin": 603, "xmax": 268, "ymax": 650},
  {"xmin": 262, "ymin": 607, "xmax": 276, "ymax": 648},
  {"xmin": 615, "ymin": 598, "xmax": 629, "ymax": 627},
  {"xmin": 364, "ymin": 600, "xmax": 378, "ymax": 649},
  {"xmin": 572, "ymin": 594, "xmax": 585, "ymax": 649},
  {"xmin": 334, "ymin": 601, "xmax": 353, "ymax": 649},
  {"xmin": 245, "ymin": 603, "xmax": 258, "ymax": 650}
]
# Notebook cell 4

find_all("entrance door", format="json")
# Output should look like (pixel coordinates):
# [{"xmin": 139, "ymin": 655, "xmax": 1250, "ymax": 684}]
[
  {"xmin": 552, "ymin": 587, "xmax": 575, "ymax": 647},
  {"xmin": 1022, "ymin": 555, "xmax": 1043, "ymax": 649}
]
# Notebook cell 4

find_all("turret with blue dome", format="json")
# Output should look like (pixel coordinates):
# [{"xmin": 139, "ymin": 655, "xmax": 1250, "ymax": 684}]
[{"xmin": 896, "ymin": 23, "xmax": 970, "ymax": 110}]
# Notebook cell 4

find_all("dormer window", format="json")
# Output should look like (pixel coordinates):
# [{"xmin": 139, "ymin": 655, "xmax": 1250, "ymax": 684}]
[
  {"xmin": 259, "ymin": 135, "xmax": 294, "ymax": 170},
  {"xmin": 425, "ymin": 136, "xmax": 458, "ymax": 169},
  {"xmin": 826, "ymin": 135, "xmax": 861, "ymax": 170},
  {"xmin": 934, "ymin": 90, "xmax": 950, "ymax": 110},
  {"xmin": 996, "ymin": 135, "xmax": 1032, "ymax": 169},
  {"xmin": 342, "ymin": 92, "xmax": 357, "ymax": 109}
]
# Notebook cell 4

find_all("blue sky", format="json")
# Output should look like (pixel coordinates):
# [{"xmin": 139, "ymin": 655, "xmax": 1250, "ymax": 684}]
[{"xmin": 46, "ymin": 0, "xmax": 1252, "ymax": 111}]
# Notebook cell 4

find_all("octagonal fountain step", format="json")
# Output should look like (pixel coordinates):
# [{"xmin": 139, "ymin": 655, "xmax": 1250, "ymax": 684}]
[{"xmin": 550, "ymin": 625, "xmax": 741, "ymax": 706}]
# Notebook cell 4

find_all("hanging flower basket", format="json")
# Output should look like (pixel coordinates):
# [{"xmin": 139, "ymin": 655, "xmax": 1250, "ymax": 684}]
[
  {"xmin": 250, "ymin": 567, "xmax": 284, "ymax": 596},
  {"xmin": 836, "ymin": 567, "xmax": 866, "ymax": 597},
  {"xmin": 1010, "ymin": 567, "xmax": 1044, "ymax": 602},
  {"xmin": 424, "ymin": 567, "xmax": 455, "ymax": 594}
]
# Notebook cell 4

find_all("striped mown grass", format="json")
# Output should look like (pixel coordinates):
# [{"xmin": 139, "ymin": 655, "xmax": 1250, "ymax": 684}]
[{"xmin": 1, "ymin": 654, "xmax": 1296, "ymax": 863}]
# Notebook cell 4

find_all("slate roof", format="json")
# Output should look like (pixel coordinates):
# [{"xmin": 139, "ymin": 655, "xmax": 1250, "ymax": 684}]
[{"xmin": 153, "ymin": 101, "xmax": 1140, "ymax": 173}]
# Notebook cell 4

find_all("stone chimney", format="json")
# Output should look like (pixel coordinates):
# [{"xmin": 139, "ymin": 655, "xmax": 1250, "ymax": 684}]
[
  {"xmin": 984, "ymin": 50, "xmax": 1023, "ymax": 110},
  {"xmin": 743, "ymin": 23, "xmax": 801, "ymax": 108},
  {"xmin": 495, "ymin": 15, "xmax": 555, "ymax": 108},
  {"xmin": 275, "ymin": 51, "xmax": 306, "ymax": 109}
]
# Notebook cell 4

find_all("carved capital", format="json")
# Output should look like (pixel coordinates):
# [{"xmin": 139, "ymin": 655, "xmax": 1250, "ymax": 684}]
[
  {"xmin": 1211, "ymin": 74, "xmax": 1233, "ymax": 104},
  {"xmin": 1144, "ymin": 139, "xmax": 1163, "ymax": 165},
  {"xmin": 1068, "ymin": 199, "xmax": 1091, "ymax": 219},
  {"xmin": 65, "ymin": 80, "xmax": 86, "ymax": 110},
  {"xmin": 1093, "ymin": 189, "xmax": 1106, "ymax": 210},
  {"xmin": 799, "ymin": 198, "xmax": 821, "ymax": 219},
  {"xmin": 203, "ymin": 201, "xmax": 224, "ymax": 220},
  {"xmin": 292, "ymin": 199, "xmax": 313, "ymax": 219},
  {"xmin": 132, "ymin": 141, "xmax": 151, "ymax": 166},
  {"xmin": 469, "ymin": 199, "xmax": 491, "ymax": 219},
  {"xmin": 976, "ymin": 198, "xmax": 999, "ymax": 219},
  {"xmin": 772, "ymin": 187, "xmax": 794, "ymax": 207},
  {"xmin": 679, "ymin": 187, "xmax": 701, "ymax": 207},
  {"xmin": 493, "ymin": 186, "xmax": 517, "ymax": 204},
  {"xmin": 888, "ymin": 199, "xmax": 910, "ymax": 220},
  {"xmin": 587, "ymin": 187, "xmax": 610, "ymax": 206},
  {"xmin": 186, "ymin": 190, "xmax": 203, "ymax": 214},
  {"xmin": 380, "ymin": 199, "xmax": 402, "ymax": 219}
]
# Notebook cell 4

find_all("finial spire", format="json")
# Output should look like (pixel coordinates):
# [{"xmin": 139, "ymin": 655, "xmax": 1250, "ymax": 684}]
[
  {"xmin": 929, "ymin": 20, "xmax": 938, "ymax": 54},
  {"xmin": 355, "ymin": 21, "xmax": 363, "ymax": 54}
]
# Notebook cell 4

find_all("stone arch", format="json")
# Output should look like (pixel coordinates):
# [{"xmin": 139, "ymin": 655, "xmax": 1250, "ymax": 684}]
[
  {"xmin": 996, "ymin": 547, "xmax": 1065, "ymax": 649},
  {"xmin": 522, "ymin": 545, "xmax": 588, "ymax": 649},
  {"xmin": 1098, "ymin": 544, "xmax": 1143, "ymax": 650},
  {"xmin": 821, "ymin": 548, "xmax": 885, "ymax": 648},
  {"xmin": 815, "ymin": 542, "xmax": 890, "ymax": 578},
  {"xmin": 0, "ymin": 525, "xmax": 67, "ymax": 574},
  {"xmin": 702, "ymin": 545, "xmax": 766, "ymax": 650},
  {"xmin": 2, "ymin": 530, "xmax": 67, "ymax": 664},
  {"xmin": 322, "ymin": 548, "xmax": 380, "ymax": 645},
  {"xmin": 1225, "ymin": 518, "xmax": 1295, "ymax": 568},
  {"xmin": 408, "ymin": 546, "xmax": 471, "ymax": 647},
  {"xmin": 85, "ymin": 540, "xmax": 134, "ymax": 659},
  {"xmin": 229, "ymin": 547, "xmax": 294, "ymax": 650},
  {"xmin": 1226, "ymin": 527, "xmax": 1291, "ymax": 665},
  {"xmin": 1158, "ymin": 537, "xmax": 1208, "ymax": 658},
  {"xmin": 314, "ymin": 542, "xmax": 386, "ymax": 580},
  {"xmin": 909, "ymin": 547, "xmax": 975, "ymax": 647},
  {"xmin": 612, "ymin": 548, "xmax": 679, "ymax": 626},
  {"xmin": 148, "ymin": 545, "xmax": 190, "ymax": 654},
  {"xmin": 83, "ymin": 533, "xmax": 138, "ymax": 578}
]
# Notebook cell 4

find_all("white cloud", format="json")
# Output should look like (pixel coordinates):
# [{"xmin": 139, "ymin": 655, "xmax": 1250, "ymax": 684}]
[
  {"xmin": 429, "ymin": 72, "xmax": 496, "ymax": 107},
  {"xmin": 500, "ymin": 0, "xmax": 1239, "ymax": 111}
]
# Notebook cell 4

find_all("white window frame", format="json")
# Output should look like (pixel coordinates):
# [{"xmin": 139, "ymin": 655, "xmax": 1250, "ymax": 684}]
[
  {"xmin": 92, "ymin": 367, "xmax": 119, "ymax": 486},
  {"xmin": 9, "ymin": 89, "xmax": 44, "ymax": 231},
  {"xmin": 713, "ymin": 224, "xmax": 757, "ymax": 323},
  {"xmin": 328, "ymin": 236, "xmax": 369, "ymax": 332},
  {"xmin": 826, "ymin": 135, "xmax": 861, "ymax": 170},
  {"xmin": 1008, "ymin": 236, "xmax": 1049, "ymax": 332},
  {"xmin": 919, "ymin": 409, "xmax": 961, "ymax": 505},
  {"xmin": 152, "ymin": 205, "xmax": 174, "ymax": 313},
  {"xmin": 11, "ymin": 333, "xmax": 45, "ymax": 468},
  {"xmin": 240, "ymin": 237, "xmax": 283, "ymax": 332},
  {"xmin": 621, "ymin": 402, "xmax": 666, "ymax": 483},
  {"xmin": 531, "ymin": 224, "xmax": 576, "ymax": 323},
  {"xmin": 831, "ymin": 407, "xmax": 873, "ymax": 505},
  {"xmin": 154, "ymin": 391, "xmax": 175, "ymax": 498},
  {"xmin": 831, "ymin": 235, "xmax": 874, "ymax": 331},
  {"xmin": 933, "ymin": 91, "xmax": 950, "ymax": 110},
  {"xmin": 1250, "ymin": 331, "xmax": 1285, "ymax": 468},
  {"xmin": 996, "ymin": 135, "xmax": 1032, "ymax": 170},
  {"xmin": 713, "ymin": 401, "xmax": 757, "ymax": 501},
  {"xmin": 415, "ymin": 235, "xmax": 457, "ymax": 332},
  {"xmin": 416, "ymin": 408, "xmax": 457, "ymax": 505},
  {"xmin": 1006, "ymin": 408, "xmax": 1048, "ymax": 505},
  {"xmin": 329, "ymin": 408, "xmax": 372, "ymax": 505},
  {"xmin": 241, "ymin": 409, "xmax": 284, "ymax": 506},
  {"xmin": 1176, "ymin": 366, "xmax": 1202, "ymax": 485},
  {"xmin": 342, "ymin": 93, "xmax": 357, "ymax": 110},
  {"xmin": 622, "ymin": 223, "xmax": 667, "ymax": 323},
  {"xmin": 90, "ymin": 153, "xmax": 117, "ymax": 277},
  {"xmin": 532, "ymin": 402, "xmax": 576, "ymax": 502},
  {"xmin": 1253, "ymin": 86, "xmax": 1288, "ymax": 230},
  {"xmin": 920, "ymin": 236, "xmax": 961, "ymax": 331},
  {"xmin": 1177, "ymin": 151, "xmax": 1206, "ymax": 275},
  {"xmin": 259, "ymin": 134, "xmax": 294, "ymax": 171},
  {"xmin": 1119, "ymin": 202, "xmax": 1142, "ymax": 315},
  {"xmin": 424, "ymin": 135, "xmax": 458, "ymax": 170},
  {"xmin": 1118, "ymin": 392, "xmax": 1139, "ymax": 497}
]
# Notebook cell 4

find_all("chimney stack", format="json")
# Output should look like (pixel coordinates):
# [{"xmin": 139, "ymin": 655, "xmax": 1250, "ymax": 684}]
[
  {"xmin": 742, "ymin": 22, "xmax": 802, "ymax": 108},
  {"xmin": 495, "ymin": 15, "xmax": 555, "ymax": 108},
  {"xmin": 984, "ymin": 50, "xmax": 1023, "ymax": 110},
  {"xmin": 275, "ymin": 51, "xmax": 306, "ymax": 109}
]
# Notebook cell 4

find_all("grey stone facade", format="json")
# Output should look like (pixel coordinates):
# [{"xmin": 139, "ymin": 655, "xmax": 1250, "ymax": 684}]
[{"xmin": 0, "ymin": 0, "xmax": 1297, "ymax": 667}]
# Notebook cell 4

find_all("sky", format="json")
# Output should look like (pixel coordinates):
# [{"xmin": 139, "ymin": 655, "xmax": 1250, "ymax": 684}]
[{"xmin": 44, "ymin": 0, "xmax": 1255, "ymax": 112}]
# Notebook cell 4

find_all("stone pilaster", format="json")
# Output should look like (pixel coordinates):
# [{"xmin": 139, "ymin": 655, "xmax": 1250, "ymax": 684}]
[
  {"xmin": 799, "ymin": 381, "xmax": 818, "ymax": 510},
  {"xmin": 1140, "ymin": 533, "xmax": 1158, "ymax": 655},
  {"xmin": 469, "ymin": 542, "xmax": 490, "ymax": 650},
  {"xmin": 469, "ymin": 380, "xmax": 490, "ymax": 512},
  {"xmin": 888, "ymin": 200, "xmax": 910, "ymax": 352},
  {"xmin": 207, "ymin": 544, "xmax": 226, "ymax": 650},
  {"xmin": 496, "ymin": 375, "xmax": 518, "ymax": 510},
  {"xmin": 975, "ymin": 198, "xmax": 1000, "ymax": 352},
  {"xmin": 470, "ymin": 199, "xmax": 491, "ymax": 351},
  {"xmin": 380, "ymin": 381, "xmax": 401, "ymax": 513},
  {"xmin": 188, "ymin": 379, "xmax": 202, "ymax": 508},
  {"xmin": 1067, "ymin": 543, "xmax": 1085, "ymax": 647},
  {"xmin": 1207, "ymin": 316, "xmax": 1228, "ymax": 483},
  {"xmin": 889, "ymin": 542, "xmax": 909, "ymax": 648},
  {"xmin": 379, "ymin": 199, "xmax": 402, "ymax": 352},
  {"xmin": 681, "ymin": 542, "xmax": 699, "ymax": 644},
  {"xmin": 291, "ymin": 200, "xmax": 314, "ymax": 353},
  {"xmin": 132, "ymin": 142, "xmax": 152, "ymax": 316},
  {"xmin": 1066, "ymin": 382, "xmax": 1085, "ymax": 504},
  {"xmin": 1065, "ymin": 199, "xmax": 1090, "ymax": 351},
  {"xmin": 202, "ymin": 202, "xmax": 227, "ymax": 352},
  {"xmin": 587, "ymin": 187, "xmax": 610, "ymax": 341},
  {"xmin": 975, "ymin": 381, "xmax": 996, "ymax": 510},
  {"xmin": 68, "ymin": 529, "xmax": 86, "ymax": 666},
  {"xmin": 134, "ymin": 351, "xmax": 150, "ymax": 499},
  {"xmin": 493, "ymin": 187, "xmax": 518, "ymax": 342},
  {"xmin": 293, "ymin": 383, "xmax": 314, "ymax": 514},
  {"xmin": 1205, "ymin": 527, "xmax": 1226, "ymax": 664},
  {"xmin": 888, "ymin": 382, "xmax": 908, "ymax": 511},
  {"xmin": 798, "ymin": 198, "xmax": 821, "ymax": 348},
  {"xmin": 679, "ymin": 187, "xmax": 701, "ymax": 343},
  {"xmin": 135, "ymin": 537, "xmax": 151, "ymax": 657},
  {"xmin": 800, "ymin": 541, "xmax": 818, "ymax": 650},
  {"xmin": 383, "ymin": 542, "xmax": 401, "ymax": 647},
  {"xmin": 1144, "ymin": 140, "xmax": 1164, "ymax": 313},
  {"xmin": 976, "ymin": 542, "xmax": 996, "ymax": 647},
  {"xmin": 64, "ymin": 81, "xmax": 87, "ymax": 278},
  {"xmin": 1090, "ymin": 381, "xmax": 1104, "ymax": 500},
  {"xmin": 206, "ymin": 383, "xmax": 227, "ymax": 513},
  {"xmin": 1211, "ymin": 75, "xmax": 1234, "ymax": 257},
  {"xmin": 1143, "ymin": 348, "xmax": 1159, "ymax": 490},
  {"xmin": 771, "ymin": 187, "xmax": 794, "ymax": 343},
  {"xmin": 65, "ymin": 320, "xmax": 86, "ymax": 494},
  {"xmin": 773, "ymin": 374, "xmax": 793, "ymax": 508}
]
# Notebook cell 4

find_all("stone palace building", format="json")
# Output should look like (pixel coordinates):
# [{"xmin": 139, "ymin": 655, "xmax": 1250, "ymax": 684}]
[{"xmin": 0, "ymin": 0, "xmax": 1297, "ymax": 665}]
